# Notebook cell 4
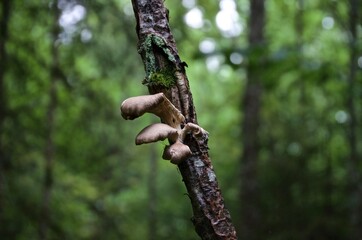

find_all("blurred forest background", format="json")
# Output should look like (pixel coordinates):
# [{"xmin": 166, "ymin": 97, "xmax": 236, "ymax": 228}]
[{"xmin": 0, "ymin": 0, "xmax": 361, "ymax": 239}]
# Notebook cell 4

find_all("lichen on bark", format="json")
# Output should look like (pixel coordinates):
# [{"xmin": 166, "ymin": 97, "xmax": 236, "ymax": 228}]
[{"xmin": 138, "ymin": 34, "xmax": 177, "ymax": 88}]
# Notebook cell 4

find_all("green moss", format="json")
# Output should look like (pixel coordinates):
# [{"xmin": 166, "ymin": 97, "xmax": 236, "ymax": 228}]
[{"xmin": 147, "ymin": 70, "xmax": 176, "ymax": 88}]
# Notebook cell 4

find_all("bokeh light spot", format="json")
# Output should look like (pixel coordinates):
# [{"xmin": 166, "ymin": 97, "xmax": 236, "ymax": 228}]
[
  {"xmin": 184, "ymin": 7, "xmax": 204, "ymax": 29},
  {"xmin": 199, "ymin": 39, "xmax": 216, "ymax": 54},
  {"xmin": 230, "ymin": 52, "xmax": 243, "ymax": 65},
  {"xmin": 322, "ymin": 16, "xmax": 334, "ymax": 30},
  {"xmin": 335, "ymin": 110, "xmax": 348, "ymax": 124}
]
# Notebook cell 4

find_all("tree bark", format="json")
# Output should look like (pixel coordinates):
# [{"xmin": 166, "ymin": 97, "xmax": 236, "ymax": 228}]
[
  {"xmin": 239, "ymin": 0, "xmax": 265, "ymax": 239},
  {"xmin": 39, "ymin": 3, "xmax": 60, "ymax": 240},
  {"xmin": 130, "ymin": 1, "xmax": 237, "ymax": 239}
]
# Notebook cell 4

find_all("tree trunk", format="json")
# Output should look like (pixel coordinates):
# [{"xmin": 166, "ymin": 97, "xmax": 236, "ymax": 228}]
[
  {"xmin": 239, "ymin": 0, "xmax": 265, "ymax": 239},
  {"xmin": 130, "ymin": 1, "xmax": 237, "ymax": 239},
  {"xmin": 295, "ymin": 0, "xmax": 305, "ymax": 103},
  {"xmin": 39, "ymin": 3, "xmax": 60, "ymax": 239},
  {"xmin": 148, "ymin": 146, "xmax": 158, "ymax": 240},
  {"xmin": 347, "ymin": 0, "xmax": 361, "ymax": 238},
  {"xmin": 0, "ymin": 0, "xmax": 11, "ymax": 237}
]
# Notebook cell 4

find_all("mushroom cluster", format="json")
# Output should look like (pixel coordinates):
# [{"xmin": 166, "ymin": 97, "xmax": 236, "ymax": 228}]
[{"xmin": 120, "ymin": 93, "xmax": 207, "ymax": 164}]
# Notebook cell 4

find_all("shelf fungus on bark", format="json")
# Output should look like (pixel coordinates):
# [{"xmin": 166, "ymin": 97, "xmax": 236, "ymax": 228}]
[
  {"xmin": 120, "ymin": 92, "xmax": 184, "ymax": 128},
  {"xmin": 135, "ymin": 123, "xmax": 178, "ymax": 145},
  {"xmin": 162, "ymin": 140, "xmax": 192, "ymax": 165},
  {"xmin": 120, "ymin": 93, "xmax": 207, "ymax": 164}
]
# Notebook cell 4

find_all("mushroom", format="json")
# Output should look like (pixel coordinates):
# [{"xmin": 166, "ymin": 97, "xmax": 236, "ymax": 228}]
[
  {"xmin": 120, "ymin": 93, "xmax": 185, "ymax": 128},
  {"xmin": 135, "ymin": 123, "xmax": 178, "ymax": 145},
  {"xmin": 120, "ymin": 93, "xmax": 209, "ymax": 165},
  {"xmin": 136, "ymin": 123, "xmax": 192, "ymax": 164},
  {"xmin": 162, "ymin": 140, "xmax": 192, "ymax": 165}
]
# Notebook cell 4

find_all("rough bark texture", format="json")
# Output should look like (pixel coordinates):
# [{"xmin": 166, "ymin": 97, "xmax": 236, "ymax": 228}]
[
  {"xmin": 130, "ymin": 1, "xmax": 237, "ymax": 239},
  {"xmin": 239, "ymin": 0, "xmax": 265, "ymax": 239}
]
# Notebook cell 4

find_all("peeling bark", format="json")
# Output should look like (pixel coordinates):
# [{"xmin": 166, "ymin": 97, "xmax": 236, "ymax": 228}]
[{"xmin": 130, "ymin": 0, "xmax": 237, "ymax": 239}]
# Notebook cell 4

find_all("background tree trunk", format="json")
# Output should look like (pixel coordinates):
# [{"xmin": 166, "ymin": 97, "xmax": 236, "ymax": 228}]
[
  {"xmin": 239, "ymin": 0, "xmax": 265, "ymax": 239},
  {"xmin": 39, "ymin": 3, "xmax": 60, "ymax": 239},
  {"xmin": 347, "ymin": 0, "xmax": 361, "ymax": 238},
  {"xmin": 148, "ymin": 145, "xmax": 158, "ymax": 240},
  {"xmin": 130, "ymin": 0, "xmax": 237, "ymax": 239},
  {"xmin": 0, "ymin": 0, "xmax": 11, "ymax": 237}
]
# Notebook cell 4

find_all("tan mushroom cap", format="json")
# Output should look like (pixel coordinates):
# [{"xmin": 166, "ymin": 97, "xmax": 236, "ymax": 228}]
[
  {"xmin": 135, "ymin": 123, "xmax": 178, "ymax": 145},
  {"xmin": 162, "ymin": 140, "xmax": 192, "ymax": 165},
  {"xmin": 120, "ymin": 93, "xmax": 185, "ymax": 128}
]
